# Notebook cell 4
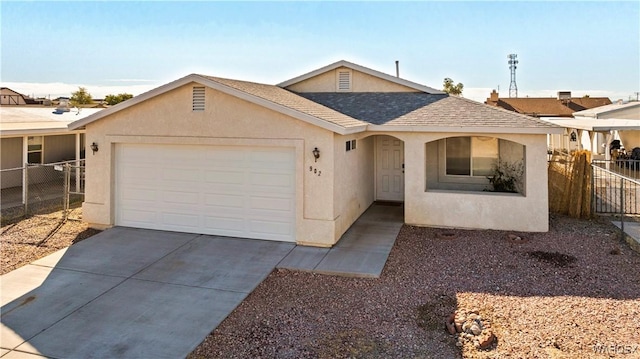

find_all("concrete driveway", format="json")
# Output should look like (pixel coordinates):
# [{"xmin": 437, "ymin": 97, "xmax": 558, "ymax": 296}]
[{"xmin": 1, "ymin": 227, "xmax": 295, "ymax": 358}]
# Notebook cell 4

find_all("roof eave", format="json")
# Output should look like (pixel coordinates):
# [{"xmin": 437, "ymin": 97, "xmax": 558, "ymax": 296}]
[
  {"xmin": 68, "ymin": 74, "xmax": 362, "ymax": 135},
  {"xmin": 1, "ymin": 128, "xmax": 85, "ymax": 137},
  {"xmin": 68, "ymin": 74, "xmax": 202, "ymax": 130},
  {"xmin": 366, "ymin": 124, "xmax": 564, "ymax": 135}
]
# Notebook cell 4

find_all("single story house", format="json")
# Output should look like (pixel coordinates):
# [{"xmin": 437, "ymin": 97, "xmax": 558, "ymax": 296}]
[
  {"xmin": 69, "ymin": 60, "xmax": 562, "ymax": 247},
  {"xmin": 0, "ymin": 106, "xmax": 102, "ymax": 190}
]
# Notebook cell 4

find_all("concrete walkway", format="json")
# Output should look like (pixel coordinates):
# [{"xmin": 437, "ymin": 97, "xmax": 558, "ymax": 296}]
[
  {"xmin": 0, "ymin": 203, "xmax": 403, "ymax": 358},
  {"xmin": 278, "ymin": 203, "xmax": 404, "ymax": 277}
]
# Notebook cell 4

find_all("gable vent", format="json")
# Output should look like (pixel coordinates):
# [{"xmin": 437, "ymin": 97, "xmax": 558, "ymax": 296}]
[
  {"xmin": 192, "ymin": 86, "xmax": 205, "ymax": 111},
  {"xmin": 337, "ymin": 70, "xmax": 352, "ymax": 92}
]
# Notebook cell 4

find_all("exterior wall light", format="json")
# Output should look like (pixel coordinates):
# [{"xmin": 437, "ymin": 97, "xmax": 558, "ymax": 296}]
[
  {"xmin": 90, "ymin": 142, "xmax": 99, "ymax": 154},
  {"xmin": 312, "ymin": 147, "xmax": 320, "ymax": 162}
]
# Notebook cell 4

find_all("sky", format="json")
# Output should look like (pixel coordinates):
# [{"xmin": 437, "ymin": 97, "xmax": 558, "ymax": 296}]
[{"xmin": 1, "ymin": 1, "xmax": 639, "ymax": 103}]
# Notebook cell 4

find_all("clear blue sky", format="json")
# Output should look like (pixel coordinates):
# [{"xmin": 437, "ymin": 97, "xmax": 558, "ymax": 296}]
[{"xmin": 1, "ymin": 1, "xmax": 639, "ymax": 102}]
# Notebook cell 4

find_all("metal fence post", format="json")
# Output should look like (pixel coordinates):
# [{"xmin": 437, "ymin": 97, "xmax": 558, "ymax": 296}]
[
  {"xmin": 63, "ymin": 163, "xmax": 70, "ymax": 220},
  {"xmin": 620, "ymin": 179, "xmax": 625, "ymax": 241},
  {"xmin": 23, "ymin": 163, "xmax": 29, "ymax": 215}
]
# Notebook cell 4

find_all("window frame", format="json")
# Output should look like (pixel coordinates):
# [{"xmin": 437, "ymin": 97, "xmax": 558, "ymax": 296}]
[
  {"xmin": 27, "ymin": 135, "xmax": 44, "ymax": 164},
  {"xmin": 438, "ymin": 136, "xmax": 499, "ymax": 185}
]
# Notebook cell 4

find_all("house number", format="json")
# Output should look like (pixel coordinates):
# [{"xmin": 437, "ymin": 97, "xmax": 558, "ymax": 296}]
[{"xmin": 309, "ymin": 166, "xmax": 321, "ymax": 176}]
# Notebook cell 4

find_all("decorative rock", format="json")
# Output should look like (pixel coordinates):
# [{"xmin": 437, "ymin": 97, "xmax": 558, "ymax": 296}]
[
  {"xmin": 478, "ymin": 331, "xmax": 496, "ymax": 349},
  {"xmin": 470, "ymin": 324, "xmax": 482, "ymax": 335},
  {"xmin": 462, "ymin": 322, "xmax": 471, "ymax": 332}
]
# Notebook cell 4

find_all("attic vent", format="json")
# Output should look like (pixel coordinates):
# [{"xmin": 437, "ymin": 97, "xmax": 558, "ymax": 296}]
[
  {"xmin": 192, "ymin": 86, "xmax": 205, "ymax": 111},
  {"xmin": 337, "ymin": 70, "xmax": 352, "ymax": 92}
]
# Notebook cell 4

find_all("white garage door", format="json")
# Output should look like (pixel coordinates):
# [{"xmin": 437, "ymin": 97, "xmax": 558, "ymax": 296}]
[{"xmin": 115, "ymin": 143, "xmax": 296, "ymax": 242}]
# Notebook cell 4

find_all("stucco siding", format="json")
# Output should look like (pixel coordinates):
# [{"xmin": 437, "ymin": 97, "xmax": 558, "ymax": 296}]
[
  {"xmin": 1, "ymin": 137, "xmax": 22, "ymax": 170},
  {"xmin": 400, "ymin": 132, "xmax": 549, "ymax": 232},
  {"xmin": 1, "ymin": 137, "xmax": 23, "ymax": 189},
  {"xmin": 44, "ymin": 134, "xmax": 76, "ymax": 163},
  {"xmin": 83, "ymin": 82, "xmax": 340, "ymax": 246},
  {"xmin": 285, "ymin": 67, "xmax": 419, "ymax": 93},
  {"xmin": 332, "ymin": 134, "xmax": 375, "ymax": 241}
]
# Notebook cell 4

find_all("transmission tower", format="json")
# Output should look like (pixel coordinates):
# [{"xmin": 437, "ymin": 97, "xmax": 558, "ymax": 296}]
[{"xmin": 508, "ymin": 54, "xmax": 518, "ymax": 98}]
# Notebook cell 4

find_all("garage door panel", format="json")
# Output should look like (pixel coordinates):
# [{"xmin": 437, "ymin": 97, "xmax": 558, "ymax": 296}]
[
  {"xmin": 162, "ymin": 169, "xmax": 202, "ymax": 182},
  {"xmin": 249, "ymin": 220, "xmax": 292, "ymax": 237},
  {"xmin": 204, "ymin": 170, "xmax": 246, "ymax": 185},
  {"xmin": 203, "ymin": 194, "xmax": 244, "ymax": 208},
  {"xmin": 116, "ymin": 144, "xmax": 295, "ymax": 242},
  {"xmin": 161, "ymin": 191, "xmax": 199, "ymax": 205},
  {"xmin": 250, "ymin": 197, "xmax": 293, "ymax": 211},
  {"xmin": 203, "ymin": 216, "xmax": 245, "ymax": 232},
  {"xmin": 120, "ymin": 187, "xmax": 157, "ymax": 202},
  {"xmin": 162, "ymin": 212, "xmax": 200, "ymax": 228}
]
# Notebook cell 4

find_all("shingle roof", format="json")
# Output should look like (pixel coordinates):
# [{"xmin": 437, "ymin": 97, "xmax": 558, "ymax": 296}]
[
  {"xmin": 202, "ymin": 76, "xmax": 367, "ymax": 129},
  {"xmin": 491, "ymin": 97, "xmax": 612, "ymax": 117},
  {"xmin": 298, "ymin": 93, "xmax": 558, "ymax": 129}
]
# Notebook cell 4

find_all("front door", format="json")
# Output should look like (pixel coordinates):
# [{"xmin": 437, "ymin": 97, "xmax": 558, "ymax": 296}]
[{"xmin": 376, "ymin": 136, "xmax": 404, "ymax": 201}]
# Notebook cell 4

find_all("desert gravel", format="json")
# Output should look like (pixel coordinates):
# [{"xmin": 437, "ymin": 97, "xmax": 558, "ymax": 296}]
[
  {"xmin": 189, "ymin": 214, "xmax": 640, "ymax": 359},
  {"xmin": 1, "ymin": 208, "xmax": 100, "ymax": 275}
]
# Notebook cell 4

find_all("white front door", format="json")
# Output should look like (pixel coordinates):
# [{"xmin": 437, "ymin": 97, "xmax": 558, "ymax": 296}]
[{"xmin": 376, "ymin": 136, "xmax": 404, "ymax": 201}]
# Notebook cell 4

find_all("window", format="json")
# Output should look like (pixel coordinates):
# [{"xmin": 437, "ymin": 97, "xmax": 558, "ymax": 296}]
[
  {"xmin": 346, "ymin": 139, "xmax": 356, "ymax": 151},
  {"xmin": 337, "ymin": 70, "xmax": 352, "ymax": 92},
  {"xmin": 27, "ymin": 136, "xmax": 43, "ymax": 163},
  {"xmin": 192, "ymin": 86, "xmax": 205, "ymax": 111},
  {"xmin": 445, "ymin": 137, "xmax": 498, "ymax": 176}
]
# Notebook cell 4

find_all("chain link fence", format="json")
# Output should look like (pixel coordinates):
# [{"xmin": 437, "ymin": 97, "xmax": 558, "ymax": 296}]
[{"xmin": 1, "ymin": 160, "xmax": 85, "ymax": 224}]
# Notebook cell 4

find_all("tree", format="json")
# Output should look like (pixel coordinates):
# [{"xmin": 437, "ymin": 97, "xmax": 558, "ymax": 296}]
[
  {"xmin": 443, "ymin": 78, "xmax": 464, "ymax": 96},
  {"xmin": 104, "ymin": 93, "xmax": 134, "ymax": 105},
  {"xmin": 70, "ymin": 87, "xmax": 93, "ymax": 105}
]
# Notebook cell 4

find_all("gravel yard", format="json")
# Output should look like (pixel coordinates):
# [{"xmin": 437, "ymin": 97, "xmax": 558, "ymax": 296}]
[
  {"xmin": 2, "ymin": 210, "xmax": 638, "ymax": 358},
  {"xmin": 1, "ymin": 208, "xmax": 100, "ymax": 275},
  {"xmin": 190, "ymin": 214, "xmax": 640, "ymax": 359}
]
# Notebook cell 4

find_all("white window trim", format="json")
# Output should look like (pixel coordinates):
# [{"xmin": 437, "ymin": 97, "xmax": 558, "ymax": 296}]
[{"xmin": 26, "ymin": 135, "xmax": 44, "ymax": 164}]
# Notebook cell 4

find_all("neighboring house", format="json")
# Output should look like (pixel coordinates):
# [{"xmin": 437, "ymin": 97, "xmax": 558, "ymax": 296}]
[
  {"xmin": 68, "ymin": 60, "xmax": 562, "ymax": 247},
  {"xmin": 485, "ymin": 90, "xmax": 611, "ymax": 117},
  {"xmin": 1, "ymin": 87, "xmax": 28, "ymax": 105},
  {"xmin": 544, "ymin": 101, "xmax": 640, "ymax": 158},
  {"xmin": 1, "ymin": 87, "xmax": 52, "ymax": 106},
  {"xmin": 0, "ymin": 106, "xmax": 102, "ymax": 189}
]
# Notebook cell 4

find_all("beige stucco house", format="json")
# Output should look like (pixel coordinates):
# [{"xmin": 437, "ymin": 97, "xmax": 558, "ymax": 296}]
[{"xmin": 69, "ymin": 60, "xmax": 562, "ymax": 247}]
